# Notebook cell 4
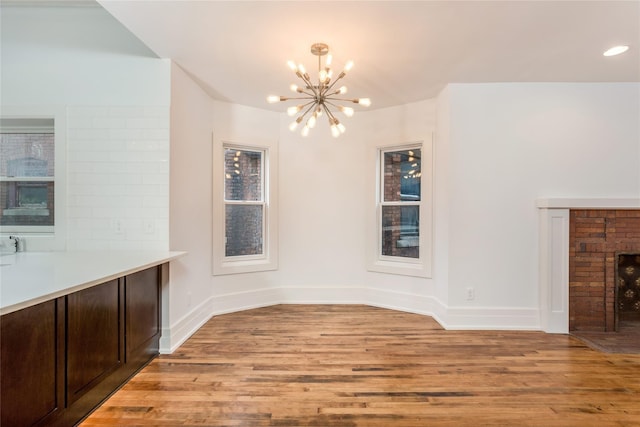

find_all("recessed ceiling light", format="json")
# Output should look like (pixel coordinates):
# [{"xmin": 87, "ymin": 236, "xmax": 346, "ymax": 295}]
[{"xmin": 603, "ymin": 45, "xmax": 629, "ymax": 57}]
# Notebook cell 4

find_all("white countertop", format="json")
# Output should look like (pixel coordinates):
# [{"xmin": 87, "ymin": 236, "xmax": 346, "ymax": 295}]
[{"xmin": 0, "ymin": 251, "xmax": 186, "ymax": 315}]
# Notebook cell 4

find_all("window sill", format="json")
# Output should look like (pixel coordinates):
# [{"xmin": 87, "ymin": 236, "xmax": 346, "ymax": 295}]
[
  {"xmin": 213, "ymin": 257, "xmax": 277, "ymax": 276},
  {"xmin": 368, "ymin": 258, "xmax": 431, "ymax": 278}
]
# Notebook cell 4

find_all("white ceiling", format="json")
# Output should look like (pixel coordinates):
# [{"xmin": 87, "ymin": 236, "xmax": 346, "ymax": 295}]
[{"xmin": 97, "ymin": 0, "xmax": 639, "ymax": 111}]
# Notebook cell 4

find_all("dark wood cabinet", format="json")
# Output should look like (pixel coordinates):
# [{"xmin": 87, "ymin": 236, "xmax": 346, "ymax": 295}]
[
  {"xmin": 126, "ymin": 267, "xmax": 160, "ymax": 364},
  {"xmin": 1, "ymin": 299, "xmax": 65, "ymax": 427},
  {"xmin": 67, "ymin": 279, "xmax": 122, "ymax": 404},
  {"xmin": 0, "ymin": 264, "xmax": 163, "ymax": 427}
]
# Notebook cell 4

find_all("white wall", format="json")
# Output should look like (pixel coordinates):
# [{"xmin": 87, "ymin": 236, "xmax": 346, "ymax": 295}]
[
  {"xmin": 1, "ymin": 6, "xmax": 166, "ymax": 107},
  {"xmin": 8, "ymin": 4, "xmax": 639, "ymax": 345},
  {"xmin": 166, "ymin": 62, "xmax": 214, "ymax": 350},
  {"xmin": 209, "ymin": 101, "xmax": 281, "ymax": 298},
  {"xmin": 440, "ymin": 83, "xmax": 640, "ymax": 328},
  {"xmin": 167, "ymin": 71, "xmax": 283, "ymax": 350},
  {"xmin": 167, "ymin": 80, "xmax": 639, "ymax": 343},
  {"xmin": 1, "ymin": 5, "xmax": 171, "ymax": 251},
  {"xmin": 275, "ymin": 112, "xmax": 367, "ymax": 298},
  {"xmin": 359, "ymin": 100, "xmax": 446, "ymax": 319},
  {"xmin": 65, "ymin": 105, "xmax": 170, "ymax": 251}
]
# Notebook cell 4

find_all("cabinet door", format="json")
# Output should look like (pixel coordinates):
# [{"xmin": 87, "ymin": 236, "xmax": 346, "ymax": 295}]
[
  {"xmin": 126, "ymin": 266, "xmax": 160, "ymax": 363},
  {"xmin": 66, "ymin": 279, "xmax": 122, "ymax": 405},
  {"xmin": 1, "ymin": 299, "xmax": 64, "ymax": 426}
]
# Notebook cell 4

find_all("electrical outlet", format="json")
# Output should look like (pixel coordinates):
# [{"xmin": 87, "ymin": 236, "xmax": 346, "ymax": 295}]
[
  {"xmin": 143, "ymin": 219, "xmax": 155, "ymax": 234},
  {"xmin": 466, "ymin": 287, "xmax": 475, "ymax": 301},
  {"xmin": 111, "ymin": 219, "xmax": 124, "ymax": 234}
]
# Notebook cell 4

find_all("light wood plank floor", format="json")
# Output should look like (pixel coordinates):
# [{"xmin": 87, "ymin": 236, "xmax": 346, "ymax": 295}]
[{"xmin": 82, "ymin": 305, "xmax": 640, "ymax": 426}]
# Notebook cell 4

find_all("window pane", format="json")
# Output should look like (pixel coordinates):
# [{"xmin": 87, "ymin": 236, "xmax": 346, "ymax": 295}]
[
  {"xmin": 0, "ymin": 181, "xmax": 54, "ymax": 226},
  {"xmin": 224, "ymin": 148, "xmax": 262, "ymax": 201},
  {"xmin": 381, "ymin": 205, "xmax": 419, "ymax": 258},
  {"xmin": 225, "ymin": 204, "xmax": 263, "ymax": 256},
  {"xmin": 0, "ymin": 132, "xmax": 54, "ymax": 177},
  {"xmin": 383, "ymin": 149, "xmax": 421, "ymax": 202}
]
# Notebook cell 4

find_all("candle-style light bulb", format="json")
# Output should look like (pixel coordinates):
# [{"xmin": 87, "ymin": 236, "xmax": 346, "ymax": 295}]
[
  {"xmin": 287, "ymin": 105, "xmax": 302, "ymax": 116},
  {"xmin": 357, "ymin": 98, "xmax": 371, "ymax": 107},
  {"xmin": 339, "ymin": 106, "xmax": 354, "ymax": 117},
  {"xmin": 307, "ymin": 115, "xmax": 317, "ymax": 129},
  {"xmin": 331, "ymin": 124, "xmax": 340, "ymax": 138},
  {"xmin": 289, "ymin": 116, "xmax": 303, "ymax": 132}
]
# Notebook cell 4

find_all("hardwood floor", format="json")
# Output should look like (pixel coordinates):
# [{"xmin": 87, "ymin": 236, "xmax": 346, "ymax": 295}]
[{"xmin": 81, "ymin": 305, "xmax": 640, "ymax": 426}]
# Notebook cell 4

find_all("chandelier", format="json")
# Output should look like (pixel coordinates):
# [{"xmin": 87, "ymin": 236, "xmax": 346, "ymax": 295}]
[{"xmin": 267, "ymin": 43, "xmax": 371, "ymax": 138}]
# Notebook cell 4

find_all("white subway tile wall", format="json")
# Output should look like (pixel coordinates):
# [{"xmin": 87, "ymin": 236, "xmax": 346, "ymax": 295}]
[{"xmin": 66, "ymin": 106, "xmax": 170, "ymax": 251}]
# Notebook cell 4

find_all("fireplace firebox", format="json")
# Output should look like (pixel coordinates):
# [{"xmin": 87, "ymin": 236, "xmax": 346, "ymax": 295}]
[{"xmin": 616, "ymin": 253, "xmax": 640, "ymax": 328}]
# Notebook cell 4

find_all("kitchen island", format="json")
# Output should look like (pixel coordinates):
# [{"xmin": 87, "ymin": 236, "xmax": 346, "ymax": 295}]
[{"xmin": 0, "ymin": 250, "xmax": 185, "ymax": 426}]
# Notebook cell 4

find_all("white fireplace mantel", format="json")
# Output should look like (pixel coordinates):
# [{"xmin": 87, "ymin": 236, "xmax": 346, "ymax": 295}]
[
  {"xmin": 536, "ymin": 198, "xmax": 640, "ymax": 209},
  {"xmin": 537, "ymin": 198, "xmax": 640, "ymax": 333}
]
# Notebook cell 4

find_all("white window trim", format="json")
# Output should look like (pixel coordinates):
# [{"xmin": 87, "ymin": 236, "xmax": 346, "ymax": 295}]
[
  {"xmin": 367, "ymin": 137, "xmax": 433, "ymax": 278},
  {"xmin": 0, "ymin": 106, "xmax": 67, "ymax": 251},
  {"xmin": 212, "ymin": 137, "xmax": 278, "ymax": 275}
]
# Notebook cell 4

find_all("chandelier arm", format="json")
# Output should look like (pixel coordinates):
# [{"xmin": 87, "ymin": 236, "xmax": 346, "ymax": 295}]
[
  {"xmin": 284, "ymin": 96, "xmax": 317, "ymax": 101},
  {"xmin": 322, "ymin": 103, "xmax": 338, "ymax": 122},
  {"xmin": 326, "ymin": 89, "xmax": 343, "ymax": 97},
  {"xmin": 298, "ymin": 101, "xmax": 318, "ymax": 121},
  {"xmin": 323, "ymin": 100, "xmax": 344, "ymax": 111},
  {"xmin": 298, "ymin": 74, "xmax": 320, "ymax": 98},
  {"xmin": 325, "ymin": 97, "xmax": 359, "ymax": 103},
  {"xmin": 298, "ymin": 89, "xmax": 317, "ymax": 97},
  {"xmin": 324, "ymin": 72, "xmax": 347, "ymax": 93}
]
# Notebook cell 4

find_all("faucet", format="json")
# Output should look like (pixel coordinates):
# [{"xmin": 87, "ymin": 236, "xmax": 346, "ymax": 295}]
[{"xmin": 9, "ymin": 236, "xmax": 23, "ymax": 252}]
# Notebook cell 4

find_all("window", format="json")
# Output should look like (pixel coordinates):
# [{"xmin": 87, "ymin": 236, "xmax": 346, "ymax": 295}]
[
  {"xmin": 224, "ymin": 147, "xmax": 264, "ymax": 258},
  {"xmin": 0, "ymin": 118, "xmax": 55, "ymax": 232},
  {"xmin": 380, "ymin": 147, "xmax": 421, "ymax": 259},
  {"xmin": 213, "ymin": 139, "xmax": 278, "ymax": 275},
  {"xmin": 368, "ymin": 140, "xmax": 432, "ymax": 278}
]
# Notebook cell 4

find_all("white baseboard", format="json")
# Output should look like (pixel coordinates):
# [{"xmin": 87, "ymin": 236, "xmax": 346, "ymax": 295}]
[
  {"xmin": 277, "ymin": 286, "xmax": 365, "ymax": 304},
  {"xmin": 159, "ymin": 295, "xmax": 215, "ymax": 353},
  {"xmin": 365, "ymin": 287, "xmax": 448, "ymax": 327},
  {"xmin": 160, "ymin": 287, "xmax": 282, "ymax": 353},
  {"xmin": 160, "ymin": 286, "xmax": 542, "ymax": 354},
  {"xmin": 365, "ymin": 288, "xmax": 540, "ymax": 331},
  {"xmin": 442, "ymin": 306, "xmax": 541, "ymax": 330}
]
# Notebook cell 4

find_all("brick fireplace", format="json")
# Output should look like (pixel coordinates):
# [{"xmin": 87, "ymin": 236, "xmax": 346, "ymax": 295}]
[
  {"xmin": 569, "ymin": 209, "xmax": 640, "ymax": 332},
  {"xmin": 536, "ymin": 199, "xmax": 640, "ymax": 333}
]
